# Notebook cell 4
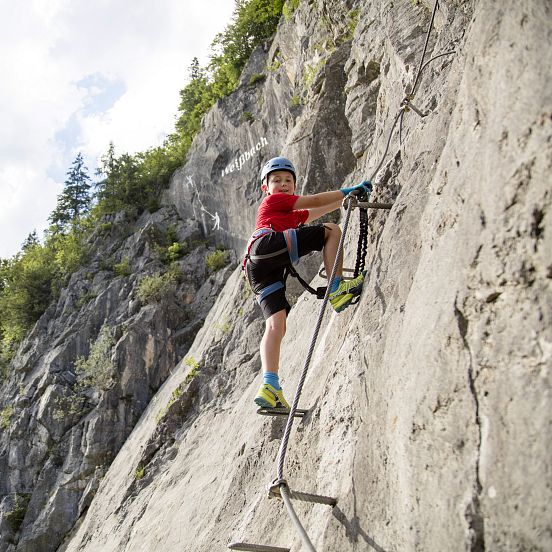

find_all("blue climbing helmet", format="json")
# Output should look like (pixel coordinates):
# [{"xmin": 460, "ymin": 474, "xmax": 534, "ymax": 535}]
[{"xmin": 260, "ymin": 157, "xmax": 296, "ymax": 184}]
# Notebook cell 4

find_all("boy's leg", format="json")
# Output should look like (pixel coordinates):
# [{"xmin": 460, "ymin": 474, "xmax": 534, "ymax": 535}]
[
  {"xmin": 322, "ymin": 223, "xmax": 343, "ymax": 279},
  {"xmin": 247, "ymin": 235, "xmax": 293, "ymax": 408},
  {"xmin": 260, "ymin": 309, "xmax": 287, "ymax": 374},
  {"xmin": 322, "ymin": 223, "xmax": 365, "ymax": 312},
  {"xmin": 255, "ymin": 309, "xmax": 290, "ymax": 409}
]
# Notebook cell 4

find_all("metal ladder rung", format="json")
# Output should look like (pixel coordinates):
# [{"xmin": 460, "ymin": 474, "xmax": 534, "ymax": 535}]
[
  {"xmin": 257, "ymin": 407, "xmax": 308, "ymax": 418},
  {"xmin": 228, "ymin": 543, "xmax": 290, "ymax": 552},
  {"xmin": 317, "ymin": 266, "xmax": 357, "ymax": 280},
  {"xmin": 289, "ymin": 489, "xmax": 337, "ymax": 506},
  {"xmin": 268, "ymin": 483, "xmax": 337, "ymax": 506},
  {"xmin": 356, "ymin": 201, "xmax": 394, "ymax": 209}
]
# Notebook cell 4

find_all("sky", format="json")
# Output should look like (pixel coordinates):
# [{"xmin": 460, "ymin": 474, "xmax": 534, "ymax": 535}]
[{"xmin": 0, "ymin": 0, "xmax": 235, "ymax": 259}]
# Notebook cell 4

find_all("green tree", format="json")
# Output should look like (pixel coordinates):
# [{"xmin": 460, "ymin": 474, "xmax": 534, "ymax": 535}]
[
  {"xmin": 135, "ymin": 145, "xmax": 182, "ymax": 211},
  {"xmin": 168, "ymin": 1, "xmax": 285, "ymax": 161},
  {"xmin": 21, "ymin": 230, "xmax": 39, "ymax": 251},
  {"xmin": 173, "ymin": 58, "xmax": 213, "ymax": 153},
  {"xmin": 95, "ymin": 143, "xmax": 175, "ymax": 216},
  {"xmin": 0, "ymin": 245, "xmax": 56, "ymax": 342},
  {"xmin": 209, "ymin": 0, "xmax": 285, "ymax": 98},
  {"xmin": 50, "ymin": 153, "xmax": 92, "ymax": 233},
  {"xmin": 94, "ymin": 142, "xmax": 117, "ymax": 207}
]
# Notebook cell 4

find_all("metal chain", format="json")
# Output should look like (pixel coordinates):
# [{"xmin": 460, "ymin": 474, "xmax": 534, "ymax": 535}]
[
  {"xmin": 354, "ymin": 206, "xmax": 369, "ymax": 277},
  {"xmin": 352, "ymin": 109, "xmax": 403, "ymax": 277}
]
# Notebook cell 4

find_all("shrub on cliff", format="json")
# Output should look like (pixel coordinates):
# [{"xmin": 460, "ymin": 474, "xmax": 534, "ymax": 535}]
[
  {"xmin": 206, "ymin": 249, "xmax": 230, "ymax": 273},
  {"xmin": 5, "ymin": 494, "xmax": 31, "ymax": 532},
  {"xmin": 0, "ymin": 231, "xmax": 87, "ymax": 366},
  {"xmin": 74, "ymin": 325, "xmax": 116, "ymax": 391},
  {"xmin": 137, "ymin": 266, "xmax": 181, "ymax": 304}
]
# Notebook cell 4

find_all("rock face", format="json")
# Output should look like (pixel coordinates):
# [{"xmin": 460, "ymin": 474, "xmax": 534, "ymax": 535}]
[
  {"xmin": 0, "ymin": 207, "xmax": 232, "ymax": 551},
  {"xmin": 1, "ymin": 0, "xmax": 551, "ymax": 551}
]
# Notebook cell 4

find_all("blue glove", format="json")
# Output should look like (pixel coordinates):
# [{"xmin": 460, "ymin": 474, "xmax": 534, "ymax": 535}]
[{"xmin": 340, "ymin": 180, "xmax": 372, "ymax": 197}]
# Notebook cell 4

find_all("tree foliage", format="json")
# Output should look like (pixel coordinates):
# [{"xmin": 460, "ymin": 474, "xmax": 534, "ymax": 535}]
[
  {"xmin": 94, "ymin": 142, "xmax": 182, "ymax": 216},
  {"xmin": 50, "ymin": 153, "xmax": 92, "ymax": 233},
  {"xmin": 0, "ymin": 246, "xmax": 56, "ymax": 341},
  {"xmin": 170, "ymin": 0, "xmax": 284, "ymax": 157},
  {"xmin": 209, "ymin": 0, "xmax": 285, "ymax": 98}
]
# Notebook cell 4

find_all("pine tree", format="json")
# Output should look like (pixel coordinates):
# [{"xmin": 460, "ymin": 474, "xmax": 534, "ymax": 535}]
[
  {"xmin": 21, "ymin": 230, "xmax": 39, "ymax": 251},
  {"xmin": 95, "ymin": 142, "xmax": 117, "ymax": 206},
  {"xmin": 50, "ymin": 153, "xmax": 92, "ymax": 233}
]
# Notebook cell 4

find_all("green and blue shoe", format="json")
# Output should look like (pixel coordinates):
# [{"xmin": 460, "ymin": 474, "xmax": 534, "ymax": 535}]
[
  {"xmin": 254, "ymin": 384, "xmax": 290, "ymax": 409},
  {"xmin": 329, "ymin": 273, "xmax": 365, "ymax": 313}
]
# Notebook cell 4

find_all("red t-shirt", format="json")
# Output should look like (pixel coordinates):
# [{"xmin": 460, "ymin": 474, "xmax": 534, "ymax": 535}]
[{"xmin": 255, "ymin": 193, "xmax": 309, "ymax": 232}]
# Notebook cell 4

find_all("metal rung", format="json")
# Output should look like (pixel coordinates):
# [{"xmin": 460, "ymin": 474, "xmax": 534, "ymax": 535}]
[
  {"xmin": 401, "ymin": 98, "xmax": 426, "ymax": 117},
  {"xmin": 268, "ymin": 482, "xmax": 337, "ymax": 506},
  {"xmin": 228, "ymin": 543, "xmax": 290, "ymax": 552},
  {"xmin": 257, "ymin": 407, "xmax": 307, "ymax": 418},
  {"xmin": 318, "ymin": 266, "xmax": 356, "ymax": 279},
  {"xmin": 290, "ymin": 489, "xmax": 337, "ymax": 506},
  {"xmin": 356, "ymin": 201, "xmax": 394, "ymax": 210}
]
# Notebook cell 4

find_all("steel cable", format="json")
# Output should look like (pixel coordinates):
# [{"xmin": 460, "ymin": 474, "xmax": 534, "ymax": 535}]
[
  {"xmin": 280, "ymin": 485, "xmax": 317, "ymax": 552},
  {"xmin": 411, "ymin": 0, "xmax": 441, "ymax": 97}
]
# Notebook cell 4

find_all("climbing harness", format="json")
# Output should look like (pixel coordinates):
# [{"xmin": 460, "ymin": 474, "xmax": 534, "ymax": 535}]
[
  {"xmin": 230, "ymin": 1, "xmax": 456, "ymax": 549},
  {"xmin": 243, "ymin": 227, "xmax": 328, "ymax": 304},
  {"xmin": 256, "ymin": 281, "xmax": 285, "ymax": 304},
  {"xmin": 282, "ymin": 229, "xmax": 299, "ymax": 265}
]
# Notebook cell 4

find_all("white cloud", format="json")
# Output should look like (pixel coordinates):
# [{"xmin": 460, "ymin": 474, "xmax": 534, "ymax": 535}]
[
  {"xmin": 0, "ymin": 0, "xmax": 235, "ymax": 258},
  {"xmin": 0, "ymin": 166, "xmax": 63, "ymax": 253}
]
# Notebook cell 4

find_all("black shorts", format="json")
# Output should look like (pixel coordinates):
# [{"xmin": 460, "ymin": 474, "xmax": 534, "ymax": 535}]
[{"xmin": 246, "ymin": 225, "xmax": 325, "ymax": 319}]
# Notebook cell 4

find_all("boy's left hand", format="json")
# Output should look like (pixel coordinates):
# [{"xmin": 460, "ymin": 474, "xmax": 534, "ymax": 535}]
[
  {"xmin": 355, "ymin": 180, "xmax": 372, "ymax": 195},
  {"xmin": 341, "ymin": 180, "xmax": 372, "ymax": 197}
]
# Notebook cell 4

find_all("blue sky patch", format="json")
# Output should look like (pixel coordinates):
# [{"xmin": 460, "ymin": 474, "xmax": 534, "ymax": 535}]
[
  {"xmin": 76, "ymin": 73, "xmax": 126, "ymax": 116},
  {"xmin": 50, "ymin": 73, "xmax": 126, "ymax": 182}
]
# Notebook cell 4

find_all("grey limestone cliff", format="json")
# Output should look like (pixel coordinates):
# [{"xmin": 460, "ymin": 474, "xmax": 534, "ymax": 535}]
[
  {"xmin": 1, "ymin": 0, "xmax": 550, "ymax": 550},
  {"xmin": 0, "ymin": 207, "xmax": 233, "ymax": 551}
]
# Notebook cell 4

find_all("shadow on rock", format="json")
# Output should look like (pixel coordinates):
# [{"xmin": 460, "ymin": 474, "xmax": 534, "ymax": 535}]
[{"xmin": 333, "ymin": 505, "xmax": 389, "ymax": 552}]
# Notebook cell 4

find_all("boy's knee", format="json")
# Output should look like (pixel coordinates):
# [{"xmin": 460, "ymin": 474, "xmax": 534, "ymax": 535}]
[{"xmin": 265, "ymin": 311, "xmax": 286, "ymax": 338}]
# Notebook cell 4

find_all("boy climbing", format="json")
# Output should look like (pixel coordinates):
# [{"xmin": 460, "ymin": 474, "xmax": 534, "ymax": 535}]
[{"xmin": 244, "ymin": 156, "xmax": 371, "ymax": 410}]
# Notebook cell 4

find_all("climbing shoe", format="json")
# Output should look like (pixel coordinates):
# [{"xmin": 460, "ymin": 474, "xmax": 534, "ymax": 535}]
[
  {"xmin": 254, "ymin": 384, "xmax": 290, "ymax": 409},
  {"xmin": 329, "ymin": 273, "xmax": 365, "ymax": 313}
]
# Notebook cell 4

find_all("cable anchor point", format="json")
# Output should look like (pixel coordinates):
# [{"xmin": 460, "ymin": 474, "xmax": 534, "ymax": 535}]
[
  {"xmin": 268, "ymin": 478, "xmax": 288, "ymax": 499},
  {"xmin": 342, "ymin": 192, "xmax": 360, "ymax": 210},
  {"xmin": 401, "ymin": 93, "xmax": 427, "ymax": 118}
]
